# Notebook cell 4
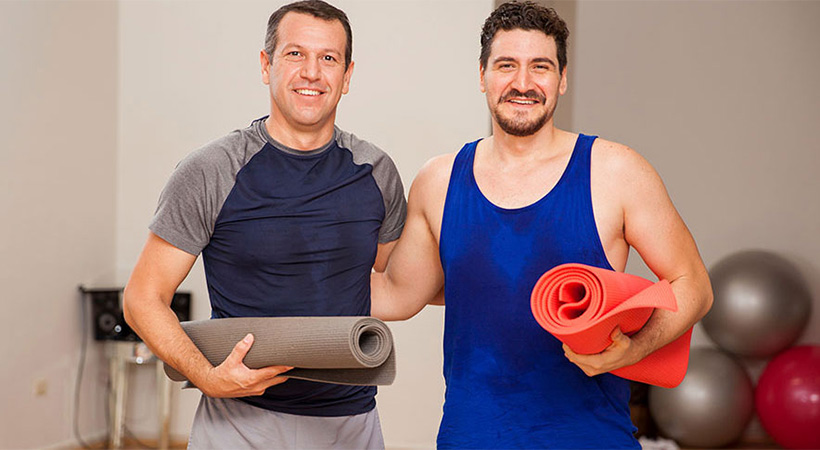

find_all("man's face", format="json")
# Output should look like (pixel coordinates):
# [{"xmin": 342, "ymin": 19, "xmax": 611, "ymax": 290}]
[
  {"xmin": 261, "ymin": 12, "xmax": 353, "ymax": 132},
  {"xmin": 480, "ymin": 29, "xmax": 567, "ymax": 137}
]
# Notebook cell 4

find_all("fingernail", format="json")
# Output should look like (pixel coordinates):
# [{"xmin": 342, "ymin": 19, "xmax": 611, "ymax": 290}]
[{"xmin": 243, "ymin": 333, "xmax": 253, "ymax": 343}]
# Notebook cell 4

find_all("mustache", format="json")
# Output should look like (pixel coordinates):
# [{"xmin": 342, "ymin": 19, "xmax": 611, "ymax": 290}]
[{"xmin": 499, "ymin": 89, "xmax": 545, "ymax": 104}]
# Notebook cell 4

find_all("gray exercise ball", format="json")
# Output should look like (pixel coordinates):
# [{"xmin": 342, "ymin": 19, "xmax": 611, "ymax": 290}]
[
  {"xmin": 702, "ymin": 250, "xmax": 811, "ymax": 358},
  {"xmin": 649, "ymin": 347, "xmax": 754, "ymax": 448}
]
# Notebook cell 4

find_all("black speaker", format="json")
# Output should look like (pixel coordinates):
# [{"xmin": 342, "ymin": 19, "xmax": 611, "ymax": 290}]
[
  {"xmin": 170, "ymin": 292, "xmax": 191, "ymax": 322},
  {"xmin": 83, "ymin": 288, "xmax": 191, "ymax": 341}
]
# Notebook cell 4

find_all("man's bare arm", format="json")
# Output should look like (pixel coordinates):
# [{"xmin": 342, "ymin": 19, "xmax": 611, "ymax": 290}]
[
  {"xmin": 371, "ymin": 156, "xmax": 451, "ymax": 320},
  {"xmin": 123, "ymin": 232, "xmax": 291, "ymax": 397},
  {"xmin": 564, "ymin": 145, "xmax": 713, "ymax": 375}
]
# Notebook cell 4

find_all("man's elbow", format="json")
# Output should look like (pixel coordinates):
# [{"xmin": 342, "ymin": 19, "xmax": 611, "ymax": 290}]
[
  {"xmin": 696, "ymin": 274, "xmax": 714, "ymax": 321},
  {"xmin": 394, "ymin": 308, "xmax": 424, "ymax": 322},
  {"xmin": 122, "ymin": 285, "xmax": 138, "ymax": 328},
  {"xmin": 122, "ymin": 284, "xmax": 154, "ymax": 329},
  {"xmin": 374, "ymin": 301, "xmax": 430, "ymax": 322},
  {"xmin": 373, "ymin": 307, "xmax": 414, "ymax": 322}
]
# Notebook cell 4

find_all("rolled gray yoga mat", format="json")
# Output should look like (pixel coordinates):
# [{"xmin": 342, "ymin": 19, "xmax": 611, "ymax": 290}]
[{"xmin": 164, "ymin": 316, "xmax": 396, "ymax": 387}]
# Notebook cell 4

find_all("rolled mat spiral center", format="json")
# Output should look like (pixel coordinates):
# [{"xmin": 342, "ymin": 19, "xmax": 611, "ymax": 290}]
[
  {"xmin": 164, "ymin": 316, "xmax": 396, "ymax": 387},
  {"xmin": 530, "ymin": 263, "xmax": 692, "ymax": 388}
]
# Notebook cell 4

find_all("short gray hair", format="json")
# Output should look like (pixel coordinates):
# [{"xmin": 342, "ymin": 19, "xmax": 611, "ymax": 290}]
[{"xmin": 264, "ymin": 0, "xmax": 353, "ymax": 70}]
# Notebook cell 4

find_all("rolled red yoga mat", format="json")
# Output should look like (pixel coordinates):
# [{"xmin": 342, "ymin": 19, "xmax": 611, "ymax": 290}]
[{"xmin": 530, "ymin": 263, "xmax": 692, "ymax": 388}]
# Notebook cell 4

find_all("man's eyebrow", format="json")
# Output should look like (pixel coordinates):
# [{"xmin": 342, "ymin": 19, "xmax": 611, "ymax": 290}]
[
  {"xmin": 531, "ymin": 57, "xmax": 557, "ymax": 66},
  {"xmin": 281, "ymin": 43, "xmax": 343, "ymax": 56},
  {"xmin": 492, "ymin": 56, "xmax": 517, "ymax": 64},
  {"xmin": 491, "ymin": 56, "xmax": 556, "ymax": 66}
]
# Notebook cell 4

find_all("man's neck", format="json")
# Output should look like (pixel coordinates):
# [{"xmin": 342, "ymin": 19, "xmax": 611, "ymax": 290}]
[
  {"xmin": 265, "ymin": 115, "xmax": 336, "ymax": 151},
  {"xmin": 488, "ymin": 121, "xmax": 566, "ymax": 163}
]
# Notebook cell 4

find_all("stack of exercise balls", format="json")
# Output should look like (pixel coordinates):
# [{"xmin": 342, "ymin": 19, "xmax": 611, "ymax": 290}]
[{"xmin": 648, "ymin": 250, "xmax": 818, "ymax": 448}]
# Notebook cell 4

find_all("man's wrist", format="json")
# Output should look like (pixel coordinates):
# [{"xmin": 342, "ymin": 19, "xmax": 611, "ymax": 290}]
[{"xmin": 627, "ymin": 332, "xmax": 654, "ymax": 365}]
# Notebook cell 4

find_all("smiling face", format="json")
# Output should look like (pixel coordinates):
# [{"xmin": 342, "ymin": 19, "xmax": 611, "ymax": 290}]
[
  {"xmin": 261, "ymin": 12, "xmax": 353, "ymax": 135},
  {"xmin": 480, "ymin": 28, "xmax": 567, "ymax": 137}
]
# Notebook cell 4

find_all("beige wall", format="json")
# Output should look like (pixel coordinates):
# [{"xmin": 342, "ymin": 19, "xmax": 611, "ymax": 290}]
[
  {"xmin": 571, "ymin": 0, "xmax": 820, "ymax": 345},
  {"xmin": 570, "ymin": 0, "xmax": 820, "ymax": 440},
  {"xmin": 0, "ymin": 1, "xmax": 118, "ymax": 448},
  {"xmin": 4, "ymin": 0, "xmax": 819, "ymax": 448}
]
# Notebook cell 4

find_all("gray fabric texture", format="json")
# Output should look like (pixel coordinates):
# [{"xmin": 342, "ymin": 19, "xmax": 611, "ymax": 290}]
[
  {"xmin": 188, "ymin": 397, "xmax": 384, "ymax": 449},
  {"xmin": 165, "ymin": 317, "xmax": 396, "ymax": 386},
  {"xmin": 149, "ymin": 118, "xmax": 406, "ymax": 255}
]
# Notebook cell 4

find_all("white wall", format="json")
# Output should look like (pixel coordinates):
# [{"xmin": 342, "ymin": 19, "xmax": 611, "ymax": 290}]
[
  {"xmin": 116, "ymin": 1, "xmax": 490, "ymax": 447},
  {"xmin": 0, "ymin": 1, "xmax": 118, "ymax": 448}
]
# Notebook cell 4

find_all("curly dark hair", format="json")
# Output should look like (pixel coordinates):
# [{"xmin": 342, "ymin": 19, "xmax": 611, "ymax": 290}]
[
  {"xmin": 480, "ymin": 1, "xmax": 569, "ymax": 74},
  {"xmin": 264, "ymin": 0, "xmax": 353, "ymax": 71}
]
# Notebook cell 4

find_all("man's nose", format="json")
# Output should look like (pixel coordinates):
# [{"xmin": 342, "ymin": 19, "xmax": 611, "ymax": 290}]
[
  {"xmin": 300, "ymin": 57, "xmax": 321, "ymax": 81},
  {"xmin": 510, "ymin": 68, "xmax": 532, "ymax": 92}
]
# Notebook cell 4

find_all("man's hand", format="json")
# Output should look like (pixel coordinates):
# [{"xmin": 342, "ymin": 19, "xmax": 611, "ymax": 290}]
[
  {"xmin": 198, "ymin": 333, "xmax": 292, "ymax": 398},
  {"xmin": 562, "ymin": 328, "xmax": 646, "ymax": 377}
]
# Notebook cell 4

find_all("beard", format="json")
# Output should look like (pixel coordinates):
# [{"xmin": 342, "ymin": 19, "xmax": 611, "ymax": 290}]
[{"xmin": 490, "ymin": 89, "xmax": 553, "ymax": 137}]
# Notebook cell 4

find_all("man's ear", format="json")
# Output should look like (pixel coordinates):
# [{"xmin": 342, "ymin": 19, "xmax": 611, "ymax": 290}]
[
  {"xmin": 342, "ymin": 61, "xmax": 355, "ymax": 95},
  {"xmin": 559, "ymin": 66, "xmax": 568, "ymax": 96},
  {"xmin": 260, "ymin": 50, "xmax": 271, "ymax": 85}
]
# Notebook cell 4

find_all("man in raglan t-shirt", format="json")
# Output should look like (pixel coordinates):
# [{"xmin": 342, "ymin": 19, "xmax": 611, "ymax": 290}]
[{"xmin": 123, "ymin": 1, "xmax": 405, "ymax": 448}]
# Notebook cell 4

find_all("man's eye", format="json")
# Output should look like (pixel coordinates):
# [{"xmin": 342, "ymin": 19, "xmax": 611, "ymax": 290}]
[
  {"xmin": 323, "ymin": 55, "xmax": 337, "ymax": 62},
  {"xmin": 288, "ymin": 51, "xmax": 301, "ymax": 57}
]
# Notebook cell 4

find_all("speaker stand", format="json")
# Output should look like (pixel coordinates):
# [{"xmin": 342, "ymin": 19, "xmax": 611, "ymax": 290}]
[{"xmin": 106, "ymin": 341, "xmax": 172, "ymax": 449}]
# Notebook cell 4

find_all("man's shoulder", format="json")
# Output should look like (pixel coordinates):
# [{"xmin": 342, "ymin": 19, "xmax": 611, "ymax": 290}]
[
  {"xmin": 422, "ymin": 152, "xmax": 458, "ymax": 179},
  {"xmin": 591, "ymin": 137, "xmax": 653, "ymax": 177},
  {"xmin": 590, "ymin": 136, "xmax": 665, "ymax": 201},
  {"xmin": 414, "ymin": 136, "xmax": 485, "ymax": 190},
  {"xmin": 411, "ymin": 152, "xmax": 458, "ymax": 201},
  {"xmin": 177, "ymin": 121, "xmax": 266, "ymax": 173}
]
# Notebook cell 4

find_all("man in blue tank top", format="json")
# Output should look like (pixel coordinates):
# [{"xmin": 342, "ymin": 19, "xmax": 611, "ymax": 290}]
[
  {"xmin": 123, "ymin": 1, "xmax": 405, "ymax": 448},
  {"xmin": 372, "ymin": 1, "xmax": 713, "ymax": 448}
]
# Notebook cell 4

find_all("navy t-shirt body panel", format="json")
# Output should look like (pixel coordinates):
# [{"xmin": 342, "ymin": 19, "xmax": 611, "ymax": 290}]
[{"xmin": 205, "ymin": 141, "xmax": 384, "ymax": 320}]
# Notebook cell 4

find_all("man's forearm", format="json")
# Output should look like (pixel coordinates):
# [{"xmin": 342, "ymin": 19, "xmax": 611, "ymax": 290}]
[
  {"xmin": 630, "ymin": 274, "xmax": 713, "ymax": 359},
  {"xmin": 123, "ymin": 290, "xmax": 214, "ymax": 388}
]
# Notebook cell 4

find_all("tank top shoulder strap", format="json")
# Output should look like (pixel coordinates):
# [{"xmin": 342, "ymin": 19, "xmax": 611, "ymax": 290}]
[
  {"xmin": 450, "ymin": 140, "xmax": 478, "ymax": 181},
  {"xmin": 444, "ymin": 139, "xmax": 480, "ymax": 199},
  {"xmin": 560, "ymin": 133, "xmax": 598, "ymax": 189}
]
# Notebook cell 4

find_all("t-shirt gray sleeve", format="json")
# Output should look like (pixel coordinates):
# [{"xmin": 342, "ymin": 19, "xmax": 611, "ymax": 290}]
[
  {"xmin": 372, "ymin": 152, "xmax": 406, "ymax": 244},
  {"xmin": 149, "ymin": 133, "xmax": 248, "ymax": 255},
  {"xmin": 337, "ymin": 129, "xmax": 407, "ymax": 244}
]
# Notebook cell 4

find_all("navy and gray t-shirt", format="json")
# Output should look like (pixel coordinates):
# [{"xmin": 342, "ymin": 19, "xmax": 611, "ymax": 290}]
[{"xmin": 149, "ymin": 117, "xmax": 406, "ymax": 416}]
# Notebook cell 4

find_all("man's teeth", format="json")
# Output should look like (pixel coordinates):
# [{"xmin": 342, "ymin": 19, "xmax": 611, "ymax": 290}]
[
  {"xmin": 296, "ymin": 89, "xmax": 321, "ymax": 96},
  {"xmin": 510, "ymin": 99, "xmax": 536, "ymax": 104}
]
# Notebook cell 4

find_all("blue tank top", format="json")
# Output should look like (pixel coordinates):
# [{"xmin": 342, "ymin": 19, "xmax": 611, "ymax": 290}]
[{"xmin": 437, "ymin": 135, "xmax": 639, "ymax": 448}]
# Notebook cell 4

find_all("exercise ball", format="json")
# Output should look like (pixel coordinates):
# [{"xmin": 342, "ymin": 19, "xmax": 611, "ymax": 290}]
[
  {"xmin": 702, "ymin": 250, "xmax": 811, "ymax": 357},
  {"xmin": 649, "ymin": 347, "xmax": 754, "ymax": 448},
  {"xmin": 756, "ymin": 345, "xmax": 820, "ymax": 449}
]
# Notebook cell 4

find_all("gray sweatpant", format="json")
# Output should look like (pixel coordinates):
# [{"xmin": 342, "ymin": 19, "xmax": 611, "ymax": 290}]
[{"xmin": 188, "ymin": 396, "xmax": 384, "ymax": 449}]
